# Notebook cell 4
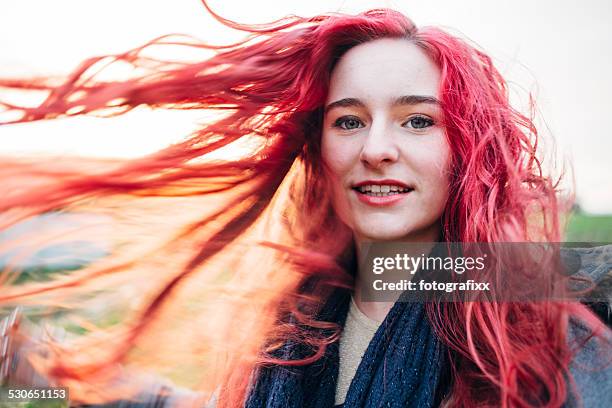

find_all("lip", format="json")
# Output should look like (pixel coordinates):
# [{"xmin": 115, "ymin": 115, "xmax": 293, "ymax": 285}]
[{"xmin": 351, "ymin": 179, "xmax": 413, "ymax": 207}]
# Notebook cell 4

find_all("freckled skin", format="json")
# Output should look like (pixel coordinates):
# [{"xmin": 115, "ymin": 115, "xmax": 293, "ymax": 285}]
[{"xmin": 321, "ymin": 38, "xmax": 451, "ymax": 242}]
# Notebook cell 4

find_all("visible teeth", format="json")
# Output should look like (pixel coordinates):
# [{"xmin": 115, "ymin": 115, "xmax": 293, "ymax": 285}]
[{"xmin": 356, "ymin": 184, "xmax": 412, "ymax": 194}]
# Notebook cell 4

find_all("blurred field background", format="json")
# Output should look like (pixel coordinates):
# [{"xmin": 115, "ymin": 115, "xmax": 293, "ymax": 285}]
[
  {"xmin": 565, "ymin": 210, "xmax": 612, "ymax": 242},
  {"xmin": 3, "ymin": 209, "xmax": 610, "ymax": 284}
]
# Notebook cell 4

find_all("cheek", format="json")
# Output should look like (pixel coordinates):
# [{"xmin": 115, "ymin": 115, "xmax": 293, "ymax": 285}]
[
  {"xmin": 320, "ymin": 132, "xmax": 360, "ymax": 225},
  {"xmin": 407, "ymin": 134, "xmax": 451, "ymax": 202},
  {"xmin": 420, "ymin": 137, "xmax": 451, "ymax": 201},
  {"xmin": 320, "ymin": 132, "xmax": 358, "ymax": 183}
]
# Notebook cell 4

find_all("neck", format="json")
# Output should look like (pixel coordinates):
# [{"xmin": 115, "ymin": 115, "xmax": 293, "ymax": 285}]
[{"xmin": 352, "ymin": 224, "xmax": 441, "ymax": 322}]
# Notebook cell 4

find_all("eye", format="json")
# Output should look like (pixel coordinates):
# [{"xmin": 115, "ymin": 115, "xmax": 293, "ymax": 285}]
[
  {"xmin": 333, "ymin": 116, "xmax": 365, "ymax": 130},
  {"xmin": 404, "ymin": 116, "xmax": 434, "ymax": 130}
]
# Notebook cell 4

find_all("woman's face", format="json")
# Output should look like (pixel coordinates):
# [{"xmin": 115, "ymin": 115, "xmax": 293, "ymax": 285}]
[{"xmin": 321, "ymin": 38, "xmax": 450, "ymax": 242}]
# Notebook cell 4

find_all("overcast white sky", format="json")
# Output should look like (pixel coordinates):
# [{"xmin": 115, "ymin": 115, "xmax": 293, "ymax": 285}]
[{"xmin": 1, "ymin": 0, "xmax": 610, "ymax": 213}]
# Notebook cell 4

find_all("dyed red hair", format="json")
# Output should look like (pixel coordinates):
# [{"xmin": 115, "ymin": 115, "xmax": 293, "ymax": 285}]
[{"xmin": 0, "ymin": 2, "xmax": 607, "ymax": 407}]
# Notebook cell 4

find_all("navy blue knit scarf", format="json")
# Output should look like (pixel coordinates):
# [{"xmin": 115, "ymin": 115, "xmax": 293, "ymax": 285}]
[{"xmin": 245, "ymin": 287, "xmax": 447, "ymax": 408}]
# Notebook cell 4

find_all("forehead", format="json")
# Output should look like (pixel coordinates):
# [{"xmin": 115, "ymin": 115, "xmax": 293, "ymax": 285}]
[{"xmin": 327, "ymin": 38, "xmax": 440, "ymax": 103}]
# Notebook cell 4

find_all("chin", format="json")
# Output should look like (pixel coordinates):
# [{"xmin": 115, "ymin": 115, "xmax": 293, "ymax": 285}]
[
  {"xmin": 355, "ymin": 224, "xmax": 414, "ymax": 241},
  {"xmin": 354, "ymin": 219, "xmax": 441, "ymax": 242}
]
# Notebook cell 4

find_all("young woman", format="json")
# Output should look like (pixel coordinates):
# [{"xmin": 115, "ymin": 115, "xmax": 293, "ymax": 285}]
[{"xmin": 0, "ymin": 3, "xmax": 610, "ymax": 407}]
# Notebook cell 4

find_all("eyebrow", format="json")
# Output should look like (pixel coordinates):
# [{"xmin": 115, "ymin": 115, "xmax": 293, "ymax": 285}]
[{"xmin": 324, "ymin": 95, "xmax": 440, "ymax": 114}]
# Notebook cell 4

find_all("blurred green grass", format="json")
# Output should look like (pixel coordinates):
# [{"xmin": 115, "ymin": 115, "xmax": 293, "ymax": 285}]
[{"xmin": 565, "ymin": 212, "xmax": 612, "ymax": 242}]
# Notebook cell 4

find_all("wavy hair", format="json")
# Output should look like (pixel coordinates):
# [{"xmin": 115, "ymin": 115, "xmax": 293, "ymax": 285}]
[{"xmin": 0, "ymin": 2, "xmax": 606, "ymax": 407}]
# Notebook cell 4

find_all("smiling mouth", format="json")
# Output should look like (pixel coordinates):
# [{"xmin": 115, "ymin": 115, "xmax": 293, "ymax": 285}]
[{"xmin": 352, "ymin": 184, "xmax": 414, "ymax": 197}]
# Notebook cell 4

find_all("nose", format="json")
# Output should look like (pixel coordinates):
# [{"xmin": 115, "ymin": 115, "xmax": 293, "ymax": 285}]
[{"xmin": 359, "ymin": 120, "xmax": 399, "ymax": 169}]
